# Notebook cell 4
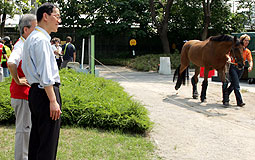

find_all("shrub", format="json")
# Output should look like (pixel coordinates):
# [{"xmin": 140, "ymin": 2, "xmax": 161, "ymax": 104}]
[
  {"xmin": 0, "ymin": 77, "xmax": 14, "ymax": 124},
  {"xmin": 0, "ymin": 70, "xmax": 152, "ymax": 133},
  {"xmin": 126, "ymin": 51, "xmax": 195, "ymax": 71},
  {"xmin": 60, "ymin": 69, "xmax": 152, "ymax": 133},
  {"xmin": 97, "ymin": 58, "xmax": 129, "ymax": 66},
  {"xmin": 127, "ymin": 52, "xmax": 182, "ymax": 72}
]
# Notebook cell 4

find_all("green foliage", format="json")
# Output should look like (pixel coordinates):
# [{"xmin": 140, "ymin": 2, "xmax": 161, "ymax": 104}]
[
  {"xmin": 127, "ymin": 51, "xmax": 183, "ymax": 72},
  {"xmin": 127, "ymin": 54, "xmax": 163, "ymax": 71},
  {"xmin": 0, "ymin": 70, "xmax": 152, "ymax": 133},
  {"xmin": 44, "ymin": 0, "xmax": 151, "ymax": 37},
  {"xmin": 0, "ymin": 77, "xmax": 14, "ymax": 124},
  {"xmin": 0, "ymin": 0, "xmax": 32, "ymax": 36},
  {"xmin": 60, "ymin": 69, "xmax": 152, "ymax": 133},
  {"xmin": 168, "ymin": 0, "xmax": 247, "ymax": 41},
  {"xmin": 229, "ymin": 13, "xmax": 246, "ymax": 33},
  {"xmin": 169, "ymin": 0, "xmax": 203, "ymax": 40},
  {"xmin": 98, "ymin": 58, "xmax": 129, "ymax": 66},
  {"xmin": 209, "ymin": 0, "xmax": 246, "ymax": 35},
  {"xmin": 237, "ymin": 0, "xmax": 255, "ymax": 30}
]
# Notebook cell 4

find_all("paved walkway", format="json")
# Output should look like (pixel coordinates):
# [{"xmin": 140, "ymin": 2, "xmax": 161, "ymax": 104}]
[{"xmin": 98, "ymin": 65, "xmax": 255, "ymax": 160}]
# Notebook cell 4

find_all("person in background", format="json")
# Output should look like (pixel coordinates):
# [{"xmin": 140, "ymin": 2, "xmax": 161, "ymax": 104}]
[
  {"xmin": 0, "ymin": 38, "xmax": 4, "ymax": 80},
  {"xmin": 7, "ymin": 14, "xmax": 37, "ymax": 160},
  {"xmin": 22, "ymin": 3, "xmax": 62, "ymax": 160},
  {"xmin": 225, "ymin": 34, "xmax": 253, "ymax": 107},
  {"xmin": 52, "ymin": 37, "xmax": 62, "ymax": 69},
  {"xmin": 1, "ymin": 36, "xmax": 12, "ymax": 77},
  {"xmin": 61, "ymin": 36, "xmax": 76, "ymax": 68}
]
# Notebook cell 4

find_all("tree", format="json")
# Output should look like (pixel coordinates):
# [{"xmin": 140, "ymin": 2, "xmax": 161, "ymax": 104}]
[
  {"xmin": 0, "ymin": 1, "xmax": 15, "ymax": 37},
  {"xmin": 198, "ymin": 0, "xmax": 236, "ymax": 40},
  {"xmin": 210, "ymin": 0, "xmax": 246, "ymax": 35},
  {"xmin": 167, "ymin": 0, "xmax": 244, "ymax": 51},
  {"xmin": 149, "ymin": 0, "xmax": 174, "ymax": 54},
  {"xmin": 0, "ymin": 0, "xmax": 31, "ymax": 37},
  {"xmin": 40, "ymin": 0, "xmax": 151, "ymax": 39},
  {"xmin": 236, "ymin": 0, "xmax": 255, "ymax": 30},
  {"xmin": 169, "ymin": 0, "xmax": 203, "ymax": 41},
  {"xmin": 200, "ymin": 0, "xmax": 214, "ymax": 40}
]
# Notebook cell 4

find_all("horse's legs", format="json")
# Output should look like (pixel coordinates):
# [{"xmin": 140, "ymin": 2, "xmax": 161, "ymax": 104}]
[
  {"xmin": 200, "ymin": 67, "xmax": 209, "ymax": 102},
  {"xmin": 218, "ymin": 68, "xmax": 229, "ymax": 106},
  {"xmin": 191, "ymin": 66, "xmax": 200, "ymax": 99}
]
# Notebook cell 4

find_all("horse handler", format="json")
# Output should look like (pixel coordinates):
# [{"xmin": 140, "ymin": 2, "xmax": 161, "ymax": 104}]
[{"xmin": 223, "ymin": 34, "xmax": 253, "ymax": 107}]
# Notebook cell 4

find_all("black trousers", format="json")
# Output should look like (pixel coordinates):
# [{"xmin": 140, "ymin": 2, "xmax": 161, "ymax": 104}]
[
  {"xmin": 227, "ymin": 65, "xmax": 244, "ymax": 105},
  {"xmin": 28, "ymin": 84, "xmax": 61, "ymax": 160},
  {"xmin": 56, "ymin": 58, "xmax": 62, "ymax": 70}
]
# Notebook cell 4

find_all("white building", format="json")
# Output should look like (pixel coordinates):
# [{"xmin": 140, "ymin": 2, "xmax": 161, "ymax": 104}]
[{"xmin": 5, "ymin": 15, "xmax": 21, "ymax": 28}]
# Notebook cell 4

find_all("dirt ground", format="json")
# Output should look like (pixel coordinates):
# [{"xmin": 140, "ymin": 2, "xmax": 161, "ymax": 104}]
[{"xmin": 98, "ymin": 65, "xmax": 255, "ymax": 160}]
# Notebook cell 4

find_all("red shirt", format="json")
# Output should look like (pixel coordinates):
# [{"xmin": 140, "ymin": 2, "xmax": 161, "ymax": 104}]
[
  {"xmin": 8, "ymin": 37, "xmax": 30, "ymax": 100},
  {"xmin": 0, "ymin": 43, "xmax": 3, "ymax": 62},
  {"xmin": 10, "ymin": 61, "xmax": 30, "ymax": 100}
]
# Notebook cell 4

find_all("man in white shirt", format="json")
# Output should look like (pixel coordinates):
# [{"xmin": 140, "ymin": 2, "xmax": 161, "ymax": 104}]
[
  {"xmin": 7, "ymin": 14, "xmax": 37, "ymax": 160},
  {"xmin": 22, "ymin": 3, "xmax": 62, "ymax": 160},
  {"xmin": 51, "ymin": 37, "xmax": 62, "ymax": 69}
]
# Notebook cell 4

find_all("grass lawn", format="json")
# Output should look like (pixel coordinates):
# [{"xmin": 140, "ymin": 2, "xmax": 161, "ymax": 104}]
[{"xmin": 0, "ymin": 125, "xmax": 159, "ymax": 160}]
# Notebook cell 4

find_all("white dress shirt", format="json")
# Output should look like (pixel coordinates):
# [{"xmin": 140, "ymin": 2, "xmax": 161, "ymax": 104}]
[
  {"xmin": 8, "ymin": 37, "xmax": 25, "ymax": 65},
  {"xmin": 22, "ymin": 26, "xmax": 60, "ymax": 87}
]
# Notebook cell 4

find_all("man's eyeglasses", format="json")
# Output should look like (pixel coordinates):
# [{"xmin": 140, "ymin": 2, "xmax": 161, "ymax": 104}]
[{"xmin": 52, "ymin": 14, "xmax": 61, "ymax": 20}]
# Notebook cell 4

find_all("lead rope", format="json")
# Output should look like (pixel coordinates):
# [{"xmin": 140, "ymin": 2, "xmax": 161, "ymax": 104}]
[{"xmin": 90, "ymin": 55, "xmax": 130, "ymax": 81}]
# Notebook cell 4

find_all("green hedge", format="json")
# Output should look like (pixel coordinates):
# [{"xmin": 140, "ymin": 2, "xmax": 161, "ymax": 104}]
[
  {"xmin": 126, "ymin": 52, "xmax": 196, "ymax": 72},
  {"xmin": 0, "ymin": 77, "xmax": 14, "ymax": 124},
  {"xmin": 0, "ymin": 70, "xmax": 152, "ymax": 133},
  {"xmin": 127, "ymin": 53, "xmax": 182, "ymax": 71}
]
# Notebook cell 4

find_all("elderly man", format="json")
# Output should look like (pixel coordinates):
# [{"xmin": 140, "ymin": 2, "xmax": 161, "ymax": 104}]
[{"xmin": 7, "ymin": 14, "xmax": 37, "ymax": 160}]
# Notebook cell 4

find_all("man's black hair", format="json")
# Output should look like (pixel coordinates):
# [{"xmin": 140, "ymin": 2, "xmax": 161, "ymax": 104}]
[{"xmin": 36, "ymin": 3, "xmax": 56, "ymax": 22}]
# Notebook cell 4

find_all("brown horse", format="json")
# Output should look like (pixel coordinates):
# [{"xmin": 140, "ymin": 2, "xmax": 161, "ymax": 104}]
[{"xmin": 173, "ymin": 35, "xmax": 244, "ymax": 103}]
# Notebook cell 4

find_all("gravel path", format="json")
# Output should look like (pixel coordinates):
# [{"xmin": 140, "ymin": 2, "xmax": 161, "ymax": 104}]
[{"xmin": 98, "ymin": 65, "xmax": 255, "ymax": 160}]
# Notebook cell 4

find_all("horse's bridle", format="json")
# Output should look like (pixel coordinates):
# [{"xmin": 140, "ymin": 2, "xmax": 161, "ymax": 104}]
[{"xmin": 230, "ymin": 42, "xmax": 244, "ymax": 70}]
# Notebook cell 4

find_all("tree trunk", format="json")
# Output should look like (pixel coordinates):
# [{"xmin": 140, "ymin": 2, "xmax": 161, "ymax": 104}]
[
  {"xmin": 201, "ymin": 0, "xmax": 212, "ymax": 40},
  {"xmin": 149, "ymin": 0, "xmax": 173, "ymax": 54},
  {"xmin": 159, "ymin": 24, "xmax": 170, "ymax": 54},
  {"xmin": 201, "ymin": 17, "xmax": 209, "ymax": 40},
  {"xmin": 0, "ymin": 13, "xmax": 6, "ymax": 37},
  {"xmin": 160, "ymin": 33, "xmax": 170, "ymax": 54}
]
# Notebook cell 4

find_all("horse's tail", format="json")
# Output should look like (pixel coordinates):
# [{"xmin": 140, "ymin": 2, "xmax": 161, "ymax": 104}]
[
  {"xmin": 174, "ymin": 65, "xmax": 189, "ymax": 90},
  {"xmin": 186, "ymin": 67, "xmax": 189, "ymax": 83},
  {"xmin": 173, "ymin": 65, "xmax": 180, "ymax": 82}
]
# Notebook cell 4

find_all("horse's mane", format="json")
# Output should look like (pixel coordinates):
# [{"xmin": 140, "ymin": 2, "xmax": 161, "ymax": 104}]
[{"xmin": 209, "ymin": 35, "xmax": 233, "ymax": 42}]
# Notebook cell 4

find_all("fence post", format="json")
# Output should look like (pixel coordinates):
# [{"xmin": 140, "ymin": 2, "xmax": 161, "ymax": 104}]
[
  {"xmin": 90, "ymin": 35, "xmax": 95, "ymax": 75},
  {"xmin": 81, "ymin": 38, "xmax": 85, "ymax": 69}
]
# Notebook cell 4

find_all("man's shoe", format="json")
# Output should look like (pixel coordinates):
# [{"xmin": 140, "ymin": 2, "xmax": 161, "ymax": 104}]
[
  {"xmin": 223, "ymin": 102, "xmax": 229, "ymax": 107},
  {"xmin": 237, "ymin": 103, "xmax": 245, "ymax": 107}
]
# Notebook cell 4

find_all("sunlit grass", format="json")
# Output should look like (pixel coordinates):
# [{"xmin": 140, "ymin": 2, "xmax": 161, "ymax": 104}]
[{"xmin": 0, "ymin": 125, "xmax": 158, "ymax": 160}]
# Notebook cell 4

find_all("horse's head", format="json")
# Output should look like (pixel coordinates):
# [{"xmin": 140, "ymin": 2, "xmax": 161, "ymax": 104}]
[{"xmin": 230, "ymin": 36, "xmax": 244, "ymax": 69}]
